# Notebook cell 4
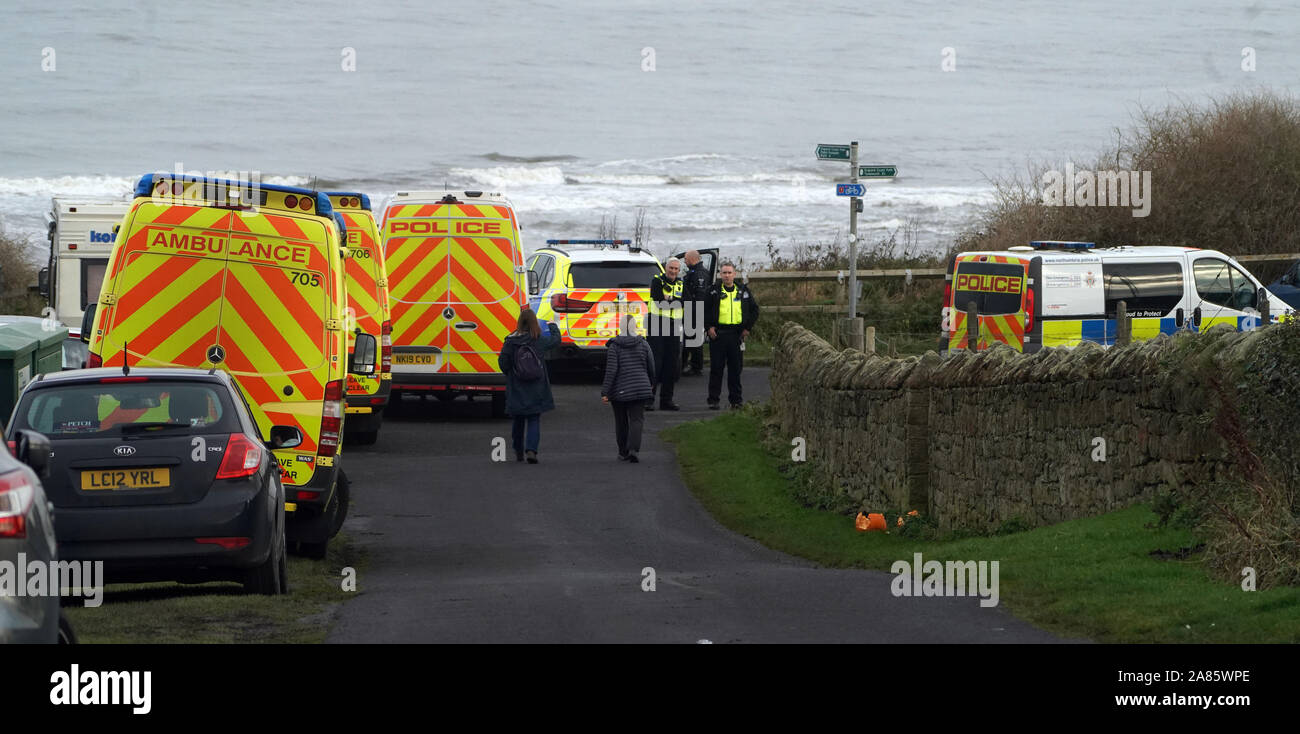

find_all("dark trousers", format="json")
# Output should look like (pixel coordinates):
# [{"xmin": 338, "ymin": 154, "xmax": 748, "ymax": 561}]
[
  {"xmin": 648, "ymin": 335, "xmax": 680, "ymax": 406},
  {"xmin": 708, "ymin": 328, "xmax": 744, "ymax": 405},
  {"xmin": 611, "ymin": 400, "xmax": 645, "ymax": 456},
  {"xmin": 511, "ymin": 413, "xmax": 540, "ymax": 453},
  {"xmin": 682, "ymin": 343, "xmax": 704, "ymax": 373}
]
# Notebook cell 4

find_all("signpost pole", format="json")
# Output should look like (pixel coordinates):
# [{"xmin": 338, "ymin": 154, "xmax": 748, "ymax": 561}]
[{"xmin": 848, "ymin": 141, "xmax": 859, "ymax": 320}]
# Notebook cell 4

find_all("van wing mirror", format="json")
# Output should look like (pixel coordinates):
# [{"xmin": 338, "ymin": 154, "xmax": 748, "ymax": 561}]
[
  {"xmin": 36, "ymin": 267, "xmax": 50, "ymax": 298},
  {"xmin": 527, "ymin": 270, "xmax": 539, "ymax": 296},
  {"xmin": 79, "ymin": 303, "xmax": 96, "ymax": 344},
  {"xmin": 349, "ymin": 333, "xmax": 378, "ymax": 375},
  {"xmin": 267, "ymin": 425, "xmax": 304, "ymax": 450}
]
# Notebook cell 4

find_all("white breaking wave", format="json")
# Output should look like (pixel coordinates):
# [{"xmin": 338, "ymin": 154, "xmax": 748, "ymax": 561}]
[{"xmin": 449, "ymin": 166, "xmax": 567, "ymax": 187}]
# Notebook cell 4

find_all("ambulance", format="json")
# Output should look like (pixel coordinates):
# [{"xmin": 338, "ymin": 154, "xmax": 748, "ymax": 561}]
[
  {"xmin": 41, "ymin": 197, "xmax": 131, "ymax": 367},
  {"xmin": 527, "ymin": 239, "xmax": 663, "ymax": 363},
  {"xmin": 83, "ymin": 173, "xmax": 377, "ymax": 556},
  {"xmin": 326, "ymin": 192, "xmax": 391, "ymax": 445},
  {"xmin": 380, "ymin": 190, "xmax": 527, "ymax": 417},
  {"xmin": 941, "ymin": 241, "xmax": 1294, "ymax": 353}
]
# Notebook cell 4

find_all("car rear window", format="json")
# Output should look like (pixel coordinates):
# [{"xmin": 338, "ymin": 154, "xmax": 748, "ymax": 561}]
[
  {"xmin": 569, "ymin": 262, "xmax": 660, "ymax": 289},
  {"xmin": 953, "ymin": 262, "xmax": 1026, "ymax": 316},
  {"xmin": 15, "ymin": 382, "xmax": 236, "ymax": 438}
]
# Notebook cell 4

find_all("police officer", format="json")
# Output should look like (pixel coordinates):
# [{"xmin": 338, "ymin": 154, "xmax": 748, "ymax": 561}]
[
  {"xmin": 645, "ymin": 257, "xmax": 684, "ymax": 411},
  {"xmin": 704, "ymin": 262, "xmax": 759, "ymax": 409},
  {"xmin": 680, "ymin": 249, "xmax": 711, "ymax": 376}
]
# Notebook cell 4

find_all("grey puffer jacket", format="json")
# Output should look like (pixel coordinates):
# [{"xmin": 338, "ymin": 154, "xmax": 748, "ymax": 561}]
[{"xmin": 601, "ymin": 335, "xmax": 655, "ymax": 403}]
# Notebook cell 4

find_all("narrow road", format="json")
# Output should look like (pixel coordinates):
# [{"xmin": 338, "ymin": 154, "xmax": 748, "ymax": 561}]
[{"xmin": 328, "ymin": 365, "xmax": 1064, "ymax": 643}]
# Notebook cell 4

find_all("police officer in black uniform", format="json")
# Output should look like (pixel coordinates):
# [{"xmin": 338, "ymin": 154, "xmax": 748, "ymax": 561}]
[
  {"xmin": 680, "ymin": 249, "xmax": 711, "ymax": 376},
  {"xmin": 704, "ymin": 261, "xmax": 759, "ymax": 409},
  {"xmin": 645, "ymin": 257, "xmax": 684, "ymax": 411}
]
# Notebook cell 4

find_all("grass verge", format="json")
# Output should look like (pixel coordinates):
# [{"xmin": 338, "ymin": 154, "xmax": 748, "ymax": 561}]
[
  {"xmin": 663, "ymin": 412, "xmax": 1300, "ymax": 643},
  {"xmin": 62, "ymin": 532, "xmax": 366, "ymax": 644}
]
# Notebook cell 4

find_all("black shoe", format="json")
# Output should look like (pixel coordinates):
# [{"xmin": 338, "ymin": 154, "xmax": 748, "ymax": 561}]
[
  {"xmin": 645, "ymin": 402, "xmax": 656, "ymax": 412},
  {"xmin": 516, "ymin": 452, "xmax": 524, "ymax": 462},
  {"xmin": 660, "ymin": 403, "xmax": 680, "ymax": 411},
  {"xmin": 708, "ymin": 401, "xmax": 720, "ymax": 410},
  {"xmin": 627, "ymin": 453, "xmax": 639, "ymax": 463},
  {"xmin": 618, "ymin": 452, "xmax": 629, "ymax": 461},
  {"xmin": 526, "ymin": 450, "xmax": 538, "ymax": 464}
]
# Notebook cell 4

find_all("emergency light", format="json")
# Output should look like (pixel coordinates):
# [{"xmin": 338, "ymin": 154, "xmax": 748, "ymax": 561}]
[
  {"xmin": 1029, "ymin": 241, "xmax": 1094, "ymax": 250},
  {"xmin": 545, "ymin": 240, "xmax": 632, "ymax": 246}
]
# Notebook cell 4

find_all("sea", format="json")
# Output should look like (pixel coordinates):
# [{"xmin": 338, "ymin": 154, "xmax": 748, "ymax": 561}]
[{"xmin": 1, "ymin": 0, "xmax": 1296, "ymax": 267}]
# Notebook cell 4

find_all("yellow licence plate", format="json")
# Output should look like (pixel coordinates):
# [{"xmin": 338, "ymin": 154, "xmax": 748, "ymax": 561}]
[
  {"xmin": 394, "ymin": 354, "xmax": 436, "ymax": 365},
  {"xmin": 81, "ymin": 467, "xmax": 171, "ymax": 491}
]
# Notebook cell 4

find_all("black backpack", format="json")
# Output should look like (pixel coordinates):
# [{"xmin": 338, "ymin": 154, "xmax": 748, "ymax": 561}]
[{"xmin": 513, "ymin": 340, "xmax": 545, "ymax": 382}]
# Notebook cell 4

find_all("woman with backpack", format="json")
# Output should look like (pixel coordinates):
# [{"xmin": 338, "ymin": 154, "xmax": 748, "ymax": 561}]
[
  {"xmin": 600, "ymin": 314, "xmax": 656, "ymax": 463},
  {"xmin": 499, "ymin": 309, "xmax": 561, "ymax": 463}
]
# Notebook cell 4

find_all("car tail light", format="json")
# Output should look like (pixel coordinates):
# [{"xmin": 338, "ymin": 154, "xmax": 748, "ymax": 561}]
[
  {"xmin": 0, "ymin": 470, "xmax": 35, "ymax": 539},
  {"xmin": 550, "ymin": 293, "xmax": 590, "ymax": 313},
  {"xmin": 300, "ymin": 197, "xmax": 313, "ymax": 211},
  {"xmin": 214, "ymin": 433, "xmax": 262, "ymax": 480},
  {"xmin": 942, "ymin": 279, "xmax": 953, "ymax": 334},
  {"xmin": 1024, "ymin": 285, "xmax": 1035, "ymax": 333},
  {"xmin": 87, "ymin": 352, "xmax": 103, "ymax": 368},
  {"xmin": 285, "ymin": 194, "xmax": 299, "ymax": 209},
  {"xmin": 297, "ymin": 490, "xmax": 322, "ymax": 502},
  {"xmin": 381, "ymin": 320, "xmax": 392, "ymax": 373},
  {"xmin": 319, "ymin": 379, "xmax": 344, "ymax": 457}
]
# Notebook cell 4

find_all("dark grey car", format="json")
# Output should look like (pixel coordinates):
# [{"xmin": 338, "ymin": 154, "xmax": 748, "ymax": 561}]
[{"xmin": 0, "ymin": 424, "xmax": 68, "ymax": 643}]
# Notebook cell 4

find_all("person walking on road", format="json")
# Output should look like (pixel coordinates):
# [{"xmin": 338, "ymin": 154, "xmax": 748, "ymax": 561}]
[
  {"xmin": 705, "ymin": 262, "xmax": 759, "ymax": 410},
  {"xmin": 601, "ymin": 314, "xmax": 656, "ymax": 462},
  {"xmin": 680, "ymin": 249, "xmax": 711, "ymax": 376},
  {"xmin": 645, "ymin": 256, "xmax": 684, "ymax": 411},
  {"xmin": 498, "ymin": 309, "xmax": 561, "ymax": 463}
]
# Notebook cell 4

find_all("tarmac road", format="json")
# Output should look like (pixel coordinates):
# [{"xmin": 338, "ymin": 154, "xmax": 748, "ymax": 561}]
[{"xmin": 327, "ymin": 364, "xmax": 1065, "ymax": 643}]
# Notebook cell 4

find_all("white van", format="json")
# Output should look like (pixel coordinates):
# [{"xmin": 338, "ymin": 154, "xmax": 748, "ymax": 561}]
[
  {"xmin": 942, "ymin": 242, "xmax": 1294, "ymax": 352},
  {"xmin": 41, "ymin": 198, "xmax": 130, "ymax": 366}
]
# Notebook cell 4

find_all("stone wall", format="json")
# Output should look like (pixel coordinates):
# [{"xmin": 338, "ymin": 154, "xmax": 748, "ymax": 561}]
[{"xmin": 769, "ymin": 322, "xmax": 1298, "ymax": 533}]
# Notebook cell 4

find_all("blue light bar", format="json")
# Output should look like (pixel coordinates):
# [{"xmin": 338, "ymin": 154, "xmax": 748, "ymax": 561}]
[
  {"xmin": 133, "ymin": 173, "xmax": 334, "ymax": 219},
  {"xmin": 545, "ymin": 239, "xmax": 632, "ymax": 245},
  {"xmin": 1029, "ymin": 240, "xmax": 1094, "ymax": 250}
]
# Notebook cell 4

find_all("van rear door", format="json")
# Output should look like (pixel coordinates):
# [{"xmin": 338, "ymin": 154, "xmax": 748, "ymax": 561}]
[{"xmin": 948, "ymin": 256, "xmax": 1029, "ymax": 351}]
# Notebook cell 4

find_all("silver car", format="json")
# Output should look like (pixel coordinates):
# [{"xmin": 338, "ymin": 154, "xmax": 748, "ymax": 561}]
[{"xmin": 0, "ymin": 428, "xmax": 73, "ymax": 643}]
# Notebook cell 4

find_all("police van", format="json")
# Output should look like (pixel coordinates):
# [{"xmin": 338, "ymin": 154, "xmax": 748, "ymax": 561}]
[
  {"xmin": 326, "ymin": 192, "xmax": 392, "ymax": 445},
  {"xmin": 380, "ymin": 190, "xmax": 527, "ymax": 417},
  {"xmin": 942, "ymin": 241, "xmax": 1294, "ymax": 352},
  {"xmin": 527, "ymin": 240, "xmax": 664, "ymax": 364},
  {"xmin": 83, "ymin": 173, "xmax": 377, "ymax": 557},
  {"xmin": 41, "ymin": 198, "xmax": 131, "ymax": 367}
]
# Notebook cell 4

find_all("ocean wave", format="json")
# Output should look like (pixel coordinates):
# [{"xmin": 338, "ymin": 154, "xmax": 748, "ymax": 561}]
[
  {"xmin": 479, "ymin": 152, "xmax": 579, "ymax": 163},
  {"xmin": 449, "ymin": 166, "xmax": 568, "ymax": 187}
]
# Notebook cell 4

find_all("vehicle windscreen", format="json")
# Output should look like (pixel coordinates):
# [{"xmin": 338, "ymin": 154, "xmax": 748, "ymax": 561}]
[
  {"xmin": 953, "ymin": 262, "xmax": 1025, "ymax": 315},
  {"xmin": 14, "ymin": 382, "xmax": 237, "ymax": 438},
  {"xmin": 569, "ymin": 262, "xmax": 660, "ymax": 289}
]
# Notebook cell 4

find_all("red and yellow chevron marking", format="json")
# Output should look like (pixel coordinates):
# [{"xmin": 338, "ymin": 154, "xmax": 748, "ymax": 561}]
[
  {"xmin": 91, "ymin": 198, "xmax": 348, "ymax": 486},
  {"xmin": 561, "ymin": 288, "xmax": 650, "ymax": 347},
  {"xmin": 948, "ymin": 308, "xmax": 1026, "ymax": 352},
  {"xmin": 340, "ymin": 209, "xmax": 390, "ymax": 397},
  {"xmin": 381, "ymin": 202, "xmax": 525, "ymax": 375}
]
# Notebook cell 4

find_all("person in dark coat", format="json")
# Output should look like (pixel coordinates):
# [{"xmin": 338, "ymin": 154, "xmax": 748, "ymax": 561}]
[
  {"xmin": 601, "ymin": 314, "xmax": 656, "ymax": 462},
  {"xmin": 498, "ymin": 308, "xmax": 561, "ymax": 463},
  {"xmin": 680, "ymin": 249, "xmax": 712, "ymax": 375}
]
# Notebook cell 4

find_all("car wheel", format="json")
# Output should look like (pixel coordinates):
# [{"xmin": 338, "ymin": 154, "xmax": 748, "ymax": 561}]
[
  {"xmin": 243, "ymin": 527, "xmax": 284, "ymax": 595},
  {"xmin": 58, "ymin": 612, "xmax": 78, "ymax": 644}
]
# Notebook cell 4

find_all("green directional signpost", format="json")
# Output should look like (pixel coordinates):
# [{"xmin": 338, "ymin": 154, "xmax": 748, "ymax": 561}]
[
  {"xmin": 815, "ymin": 144, "xmax": 900, "ymax": 340},
  {"xmin": 858, "ymin": 165, "xmax": 898, "ymax": 178}
]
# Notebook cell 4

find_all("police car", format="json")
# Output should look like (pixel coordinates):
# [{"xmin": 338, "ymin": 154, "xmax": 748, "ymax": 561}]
[
  {"xmin": 941, "ymin": 241, "xmax": 1294, "ymax": 352},
  {"xmin": 527, "ymin": 240, "xmax": 664, "ymax": 364}
]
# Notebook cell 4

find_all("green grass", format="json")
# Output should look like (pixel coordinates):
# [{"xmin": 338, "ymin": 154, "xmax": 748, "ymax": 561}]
[
  {"xmin": 663, "ymin": 412, "xmax": 1300, "ymax": 643},
  {"xmin": 63, "ymin": 532, "xmax": 365, "ymax": 644}
]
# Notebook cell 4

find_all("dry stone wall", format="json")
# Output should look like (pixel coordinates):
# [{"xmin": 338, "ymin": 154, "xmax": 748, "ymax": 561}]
[{"xmin": 769, "ymin": 322, "xmax": 1295, "ymax": 533}]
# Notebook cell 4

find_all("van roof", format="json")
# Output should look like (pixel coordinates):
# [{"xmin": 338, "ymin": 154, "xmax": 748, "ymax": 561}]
[
  {"xmin": 51, "ymin": 198, "xmax": 131, "ymax": 216},
  {"xmin": 324, "ymin": 191, "xmax": 372, "ymax": 210},
  {"xmin": 539, "ymin": 245, "xmax": 659, "ymax": 264},
  {"xmin": 391, "ymin": 190, "xmax": 513, "ymax": 206},
  {"xmin": 959, "ymin": 245, "xmax": 1206, "ymax": 263},
  {"xmin": 133, "ymin": 173, "xmax": 336, "ymax": 220}
]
